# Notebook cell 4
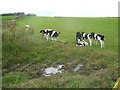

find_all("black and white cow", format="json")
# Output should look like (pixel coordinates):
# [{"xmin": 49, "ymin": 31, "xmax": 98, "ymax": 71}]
[
  {"xmin": 91, "ymin": 32, "xmax": 105, "ymax": 48},
  {"xmin": 81, "ymin": 32, "xmax": 92, "ymax": 46},
  {"xmin": 76, "ymin": 40, "xmax": 88, "ymax": 46},
  {"xmin": 40, "ymin": 29, "xmax": 51, "ymax": 39},
  {"xmin": 40, "ymin": 29, "xmax": 60, "ymax": 41},
  {"xmin": 76, "ymin": 32, "xmax": 88, "ymax": 46}
]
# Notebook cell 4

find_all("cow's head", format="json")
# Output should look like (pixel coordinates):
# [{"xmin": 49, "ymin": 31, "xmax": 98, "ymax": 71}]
[
  {"xmin": 40, "ymin": 30, "xmax": 45, "ymax": 33},
  {"xmin": 91, "ymin": 32, "xmax": 95, "ymax": 38},
  {"xmin": 56, "ymin": 32, "xmax": 60, "ymax": 36},
  {"xmin": 57, "ymin": 32, "xmax": 60, "ymax": 35}
]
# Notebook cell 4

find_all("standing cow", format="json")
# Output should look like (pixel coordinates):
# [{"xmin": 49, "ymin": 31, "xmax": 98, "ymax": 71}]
[
  {"xmin": 40, "ymin": 29, "xmax": 60, "ymax": 41},
  {"xmin": 81, "ymin": 32, "xmax": 92, "ymax": 46},
  {"xmin": 91, "ymin": 32, "xmax": 105, "ymax": 48}
]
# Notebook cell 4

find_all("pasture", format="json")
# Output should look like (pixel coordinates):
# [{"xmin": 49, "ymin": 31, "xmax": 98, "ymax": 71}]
[
  {"xmin": 2, "ymin": 16, "xmax": 118, "ymax": 88},
  {"xmin": 17, "ymin": 16, "xmax": 118, "ymax": 51}
]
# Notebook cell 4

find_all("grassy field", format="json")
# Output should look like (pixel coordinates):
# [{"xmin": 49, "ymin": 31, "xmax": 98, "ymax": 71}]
[
  {"xmin": 2, "ymin": 16, "xmax": 118, "ymax": 88},
  {"xmin": 17, "ymin": 16, "xmax": 118, "ymax": 52}
]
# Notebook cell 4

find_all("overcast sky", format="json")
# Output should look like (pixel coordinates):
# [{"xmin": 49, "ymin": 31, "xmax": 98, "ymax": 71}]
[{"xmin": 0, "ymin": 0, "xmax": 119, "ymax": 17}]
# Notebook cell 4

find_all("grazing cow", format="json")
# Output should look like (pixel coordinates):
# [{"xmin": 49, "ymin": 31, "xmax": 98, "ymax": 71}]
[
  {"xmin": 40, "ymin": 29, "xmax": 52, "ymax": 39},
  {"xmin": 48, "ymin": 30, "xmax": 60, "ymax": 41},
  {"xmin": 81, "ymin": 32, "xmax": 92, "ymax": 46},
  {"xmin": 91, "ymin": 32, "xmax": 105, "ymax": 48},
  {"xmin": 76, "ymin": 32, "xmax": 88, "ymax": 46},
  {"xmin": 40, "ymin": 29, "xmax": 60, "ymax": 41}
]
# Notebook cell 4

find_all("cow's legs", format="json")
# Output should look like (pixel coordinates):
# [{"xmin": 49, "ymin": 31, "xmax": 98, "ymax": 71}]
[
  {"xmin": 100, "ymin": 40, "xmax": 105, "ymax": 48},
  {"xmin": 100, "ymin": 40, "xmax": 103, "ymax": 48},
  {"xmin": 95, "ymin": 40, "xmax": 98, "ymax": 45},
  {"xmin": 54, "ymin": 38, "xmax": 57, "ymax": 41},
  {"xmin": 89, "ymin": 39, "xmax": 92, "ymax": 46},
  {"xmin": 46, "ymin": 34, "xmax": 49, "ymax": 40}
]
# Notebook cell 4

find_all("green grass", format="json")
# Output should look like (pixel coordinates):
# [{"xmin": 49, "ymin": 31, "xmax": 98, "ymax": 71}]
[
  {"xmin": 2, "ymin": 72, "xmax": 30, "ymax": 88},
  {"xmin": 1, "ymin": 16, "xmax": 17, "ymax": 20},
  {"xmin": 2, "ymin": 16, "xmax": 118, "ymax": 88}
]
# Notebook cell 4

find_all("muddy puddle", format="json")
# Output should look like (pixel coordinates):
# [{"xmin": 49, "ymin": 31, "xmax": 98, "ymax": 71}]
[
  {"xmin": 4, "ymin": 62, "xmax": 85, "ymax": 78},
  {"xmin": 3, "ymin": 61, "xmax": 117, "ymax": 83},
  {"xmin": 74, "ymin": 64, "xmax": 83, "ymax": 72},
  {"xmin": 43, "ymin": 64, "xmax": 84, "ymax": 77},
  {"xmin": 43, "ymin": 65, "xmax": 64, "ymax": 77}
]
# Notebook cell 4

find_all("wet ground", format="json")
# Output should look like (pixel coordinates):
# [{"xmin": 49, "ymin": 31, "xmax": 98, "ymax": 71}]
[{"xmin": 2, "ymin": 61, "xmax": 118, "ymax": 81}]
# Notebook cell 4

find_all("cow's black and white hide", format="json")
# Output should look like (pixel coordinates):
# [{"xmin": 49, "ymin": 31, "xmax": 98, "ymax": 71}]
[
  {"xmin": 40, "ymin": 29, "xmax": 51, "ymax": 39},
  {"xmin": 40, "ymin": 29, "xmax": 60, "ymax": 41},
  {"xmin": 81, "ymin": 32, "xmax": 92, "ymax": 46},
  {"xmin": 48, "ymin": 30, "xmax": 60, "ymax": 41},
  {"xmin": 76, "ymin": 32, "xmax": 88, "ymax": 46},
  {"xmin": 91, "ymin": 32, "xmax": 105, "ymax": 48},
  {"xmin": 76, "ymin": 40, "xmax": 88, "ymax": 46}
]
